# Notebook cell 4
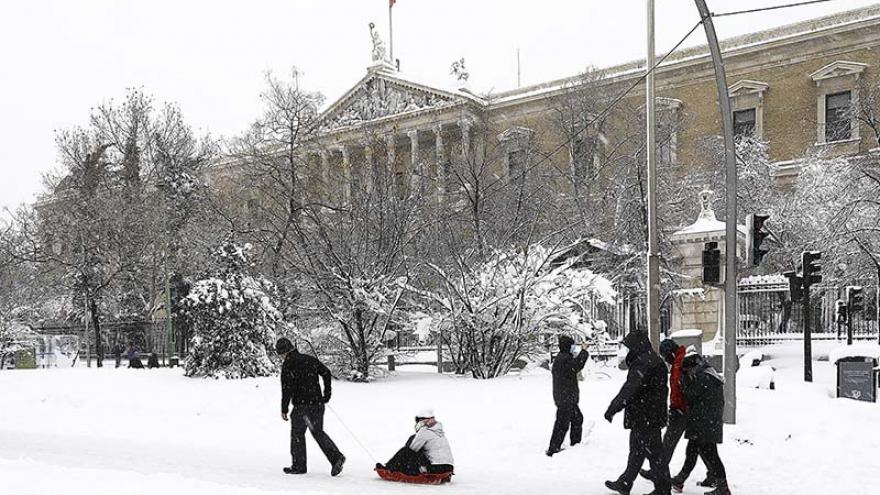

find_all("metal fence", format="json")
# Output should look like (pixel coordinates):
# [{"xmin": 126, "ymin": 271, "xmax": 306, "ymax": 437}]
[
  {"xmin": 34, "ymin": 319, "xmax": 183, "ymax": 365},
  {"xmin": 737, "ymin": 276, "xmax": 879, "ymax": 345}
]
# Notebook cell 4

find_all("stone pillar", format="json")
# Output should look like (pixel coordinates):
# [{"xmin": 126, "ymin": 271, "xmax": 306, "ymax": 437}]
[
  {"xmin": 434, "ymin": 123, "xmax": 445, "ymax": 196},
  {"xmin": 363, "ymin": 141, "xmax": 374, "ymax": 194},
  {"xmin": 460, "ymin": 119, "xmax": 471, "ymax": 164},
  {"xmin": 386, "ymin": 133, "xmax": 396, "ymax": 194},
  {"xmin": 320, "ymin": 150, "xmax": 330, "ymax": 190},
  {"xmin": 408, "ymin": 130, "xmax": 420, "ymax": 192},
  {"xmin": 337, "ymin": 145, "xmax": 351, "ymax": 202}
]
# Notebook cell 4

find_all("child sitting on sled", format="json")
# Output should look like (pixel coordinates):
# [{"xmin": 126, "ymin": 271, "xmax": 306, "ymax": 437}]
[{"xmin": 376, "ymin": 408, "xmax": 454, "ymax": 476}]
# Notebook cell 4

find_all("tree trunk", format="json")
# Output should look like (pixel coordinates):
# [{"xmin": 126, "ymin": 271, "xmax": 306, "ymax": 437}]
[{"xmin": 91, "ymin": 300, "xmax": 103, "ymax": 368}]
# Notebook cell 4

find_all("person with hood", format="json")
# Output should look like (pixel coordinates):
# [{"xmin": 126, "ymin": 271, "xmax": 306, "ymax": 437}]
[
  {"xmin": 673, "ymin": 349, "xmax": 731, "ymax": 495},
  {"xmin": 377, "ymin": 408, "xmax": 454, "ymax": 476},
  {"xmin": 276, "ymin": 337, "xmax": 346, "ymax": 477},
  {"xmin": 604, "ymin": 330, "xmax": 671, "ymax": 495},
  {"xmin": 641, "ymin": 340, "xmax": 702, "ymax": 492},
  {"xmin": 547, "ymin": 334, "xmax": 590, "ymax": 456}
]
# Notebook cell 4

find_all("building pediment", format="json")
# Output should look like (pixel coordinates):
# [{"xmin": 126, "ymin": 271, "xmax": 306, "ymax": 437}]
[
  {"xmin": 809, "ymin": 60, "xmax": 868, "ymax": 83},
  {"xmin": 728, "ymin": 80, "xmax": 769, "ymax": 97},
  {"xmin": 317, "ymin": 65, "xmax": 479, "ymax": 134}
]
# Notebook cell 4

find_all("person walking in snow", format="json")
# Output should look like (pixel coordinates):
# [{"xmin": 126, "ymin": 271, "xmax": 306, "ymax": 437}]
[
  {"xmin": 547, "ymin": 334, "xmax": 590, "ymax": 456},
  {"xmin": 640, "ymin": 339, "xmax": 702, "ymax": 492},
  {"xmin": 604, "ymin": 330, "xmax": 672, "ymax": 495},
  {"xmin": 376, "ymin": 408, "xmax": 454, "ymax": 476},
  {"xmin": 672, "ymin": 349, "xmax": 731, "ymax": 495},
  {"xmin": 276, "ymin": 337, "xmax": 346, "ymax": 477}
]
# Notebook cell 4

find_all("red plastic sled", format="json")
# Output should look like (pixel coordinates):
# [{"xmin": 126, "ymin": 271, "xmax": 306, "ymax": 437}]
[{"xmin": 375, "ymin": 467, "xmax": 454, "ymax": 485}]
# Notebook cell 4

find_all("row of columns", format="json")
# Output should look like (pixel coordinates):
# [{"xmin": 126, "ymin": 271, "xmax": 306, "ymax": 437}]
[{"xmin": 309, "ymin": 119, "xmax": 473, "ymax": 202}]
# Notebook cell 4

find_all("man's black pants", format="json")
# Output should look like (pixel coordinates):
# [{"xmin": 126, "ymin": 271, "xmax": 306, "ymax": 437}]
[
  {"xmin": 549, "ymin": 403, "xmax": 583, "ymax": 451},
  {"xmin": 289, "ymin": 403, "xmax": 343, "ymax": 472},
  {"xmin": 661, "ymin": 411, "xmax": 688, "ymax": 466},
  {"xmin": 618, "ymin": 427, "xmax": 671, "ymax": 493},
  {"xmin": 675, "ymin": 440, "xmax": 727, "ymax": 484}
]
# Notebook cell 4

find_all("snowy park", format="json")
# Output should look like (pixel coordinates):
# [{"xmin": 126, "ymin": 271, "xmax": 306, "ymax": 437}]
[
  {"xmin": 2, "ymin": 342, "xmax": 879, "ymax": 495},
  {"xmin": 5, "ymin": 1, "xmax": 880, "ymax": 495}
]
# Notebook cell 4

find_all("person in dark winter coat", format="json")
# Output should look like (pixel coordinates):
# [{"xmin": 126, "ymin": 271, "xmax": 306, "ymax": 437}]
[
  {"xmin": 672, "ymin": 350, "xmax": 731, "ymax": 495},
  {"xmin": 547, "ymin": 334, "xmax": 590, "ymax": 456},
  {"xmin": 604, "ymin": 330, "xmax": 671, "ymax": 495},
  {"xmin": 377, "ymin": 408, "xmax": 454, "ymax": 476},
  {"xmin": 277, "ymin": 337, "xmax": 346, "ymax": 477},
  {"xmin": 641, "ymin": 340, "xmax": 703, "ymax": 492}
]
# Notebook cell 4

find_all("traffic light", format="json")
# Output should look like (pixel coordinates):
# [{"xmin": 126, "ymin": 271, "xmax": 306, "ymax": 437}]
[
  {"xmin": 746, "ymin": 213, "xmax": 771, "ymax": 267},
  {"xmin": 702, "ymin": 241, "xmax": 721, "ymax": 284},
  {"xmin": 783, "ymin": 270, "xmax": 804, "ymax": 302},
  {"xmin": 835, "ymin": 300, "xmax": 848, "ymax": 324},
  {"xmin": 802, "ymin": 251, "xmax": 822, "ymax": 287},
  {"xmin": 847, "ymin": 286, "xmax": 864, "ymax": 312}
]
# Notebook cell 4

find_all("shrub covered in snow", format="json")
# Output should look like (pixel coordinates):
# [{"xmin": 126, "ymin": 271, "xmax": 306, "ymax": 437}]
[
  {"xmin": 415, "ymin": 244, "xmax": 615, "ymax": 379},
  {"xmin": 182, "ymin": 241, "xmax": 281, "ymax": 379}
]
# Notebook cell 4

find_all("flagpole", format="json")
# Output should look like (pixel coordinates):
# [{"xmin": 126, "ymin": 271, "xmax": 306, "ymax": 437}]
[{"xmin": 389, "ymin": 1, "xmax": 394, "ymax": 63}]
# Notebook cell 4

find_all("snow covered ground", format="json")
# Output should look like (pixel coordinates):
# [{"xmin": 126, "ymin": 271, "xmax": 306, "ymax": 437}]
[{"xmin": 2, "ymin": 342, "xmax": 879, "ymax": 495}]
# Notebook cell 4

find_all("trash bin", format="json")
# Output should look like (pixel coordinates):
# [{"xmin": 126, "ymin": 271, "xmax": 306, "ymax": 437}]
[{"xmin": 836, "ymin": 356, "xmax": 878, "ymax": 403}]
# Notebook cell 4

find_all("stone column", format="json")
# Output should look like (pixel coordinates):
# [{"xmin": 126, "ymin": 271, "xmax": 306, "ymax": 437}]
[
  {"xmin": 408, "ymin": 130, "xmax": 420, "ymax": 192},
  {"xmin": 320, "ymin": 150, "xmax": 330, "ymax": 191},
  {"xmin": 434, "ymin": 123, "xmax": 445, "ymax": 196},
  {"xmin": 363, "ymin": 141, "xmax": 374, "ymax": 194},
  {"xmin": 337, "ymin": 145, "xmax": 351, "ymax": 202},
  {"xmin": 460, "ymin": 119, "xmax": 472, "ymax": 164},
  {"xmin": 386, "ymin": 133, "xmax": 396, "ymax": 194}
]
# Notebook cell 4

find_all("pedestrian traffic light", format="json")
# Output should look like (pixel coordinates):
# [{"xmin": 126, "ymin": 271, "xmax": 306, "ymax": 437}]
[
  {"xmin": 802, "ymin": 251, "xmax": 822, "ymax": 287},
  {"xmin": 835, "ymin": 300, "xmax": 848, "ymax": 324},
  {"xmin": 702, "ymin": 241, "xmax": 721, "ymax": 284},
  {"xmin": 746, "ymin": 213, "xmax": 771, "ymax": 267},
  {"xmin": 783, "ymin": 270, "xmax": 804, "ymax": 302},
  {"xmin": 847, "ymin": 286, "xmax": 864, "ymax": 312}
]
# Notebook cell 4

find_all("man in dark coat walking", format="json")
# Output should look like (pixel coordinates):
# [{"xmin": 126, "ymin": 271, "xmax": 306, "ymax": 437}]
[
  {"xmin": 604, "ymin": 330, "xmax": 671, "ymax": 495},
  {"xmin": 547, "ymin": 334, "xmax": 590, "ymax": 456},
  {"xmin": 673, "ymin": 350, "xmax": 731, "ymax": 495},
  {"xmin": 277, "ymin": 337, "xmax": 345, "ymax": 477}
]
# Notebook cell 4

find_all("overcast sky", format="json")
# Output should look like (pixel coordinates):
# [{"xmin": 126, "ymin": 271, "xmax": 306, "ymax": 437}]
[{"xmin": 1, "ymin": 0, "xmax": 877, "ymax": 217}]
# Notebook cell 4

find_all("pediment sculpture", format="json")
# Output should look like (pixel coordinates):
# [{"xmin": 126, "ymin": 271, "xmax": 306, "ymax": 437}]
[{"xmin": 320, "ymin": 79, "xmax": 453, "ymax": 132}]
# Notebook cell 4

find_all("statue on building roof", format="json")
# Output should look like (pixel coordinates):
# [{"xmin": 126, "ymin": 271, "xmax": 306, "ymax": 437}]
[
  {"xmin": 450, "ymin": 58, "xmax": 469, "ymax": 82},
  {"xmin": 369, "ymin": 22, "xmax": 387, "ymax": 62}
]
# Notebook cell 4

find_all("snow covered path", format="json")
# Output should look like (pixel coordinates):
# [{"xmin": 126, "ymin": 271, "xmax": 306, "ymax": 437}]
[{"xmin": 2, "ymin": 343, "xmax": 879, "ymax": 495}]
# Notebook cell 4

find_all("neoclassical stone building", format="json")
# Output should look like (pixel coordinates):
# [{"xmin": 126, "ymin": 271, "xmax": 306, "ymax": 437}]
[{"xmin": 290, "ymin": 5, "xmax": 880, "ymax": 201}]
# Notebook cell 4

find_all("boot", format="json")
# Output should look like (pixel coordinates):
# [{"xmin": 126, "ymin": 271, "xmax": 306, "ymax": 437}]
[
  {"xmin": 639, "ymin": 469, "xmax": 656, "ymax": 481},
  {"xmin": 697, "ymin": 476, "xmax": 718, "ymax": 488},
  {"xmin": 545, "ymin": 447, "xmax": 564, "ymax": 457},
  {"xmin": 604, "ymin": 479, "xmax": 631, "ymax": 495},
  {"xmin": 704, "ymin": 486, "xmax": 731, "ymax": 495},
  {"xmin": 283, "ymin": 466, "xmax": 306, "ymax": 475},
  {"xmin": 670, "ymin": 475, "xmax": 684, "ymax": 493},
  {"xmin": 331, "ymin": 455, "xmax": 345, "ymax": 477}
]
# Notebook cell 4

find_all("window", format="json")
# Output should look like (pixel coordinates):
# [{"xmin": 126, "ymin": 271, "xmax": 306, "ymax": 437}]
[
  {"xmin": 658, "ymin": 121, "xmax": 676, "ymax": 165},
  {"xmin": 733, "ymin": 109, "xmax": 757, "ymax": 139},
  {"xmin": 572, "ymin": 136, "xmax": 596, "ymax": 181},
  {"xmin": 825, "ymin": 91, "xmax": 852, "ymax": 142},
  {"xmin": 508, "ymin": 149, "xmax": 527, "ymax": 185}
]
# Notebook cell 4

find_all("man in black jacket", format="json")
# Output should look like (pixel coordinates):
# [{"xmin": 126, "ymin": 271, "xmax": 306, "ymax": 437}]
[
  {"xmin": 547, "ymin": 334, "xmax": 590, "ymax": 456},
  {"xmin": 604, "ymin": 330, "xmax": 671, "ymax": 495},
  {"xmin": 277, "ymin": 337, "xmax": 345, "ymax": 477}
]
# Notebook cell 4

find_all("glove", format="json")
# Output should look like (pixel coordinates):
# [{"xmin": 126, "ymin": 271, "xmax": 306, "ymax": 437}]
[
  {"xmin": 323, "ymin": 393, "xmax": 331, "ymax": 404},
  {"xmin": 604, "ymin": 410, "xmax": 614, "ymax": 423}
]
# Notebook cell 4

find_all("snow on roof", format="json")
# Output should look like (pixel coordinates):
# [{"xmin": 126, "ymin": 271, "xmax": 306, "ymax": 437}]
[
  {"xmin": 674, "ymin": 210, "xmax": 747, "ymax": 237},
  {"xmin": 489, "ymin": 4, "xmax": 880, "ymax": 106},
  {"xmin": 670, "ymin": 329, "xmax": 703, "ymax": 339},
  {"xmin": 672, "ymin": 288, "xmax": 706, "ymax": 299},
  {"xmin": 829, "ymin": 344, "xmax": 880, "ymax": 364}
]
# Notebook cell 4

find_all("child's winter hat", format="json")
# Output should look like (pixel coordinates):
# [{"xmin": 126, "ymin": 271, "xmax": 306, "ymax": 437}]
[{"xmin": 416, "ymin": 407, "xmax": 435, "ymax": 420}]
